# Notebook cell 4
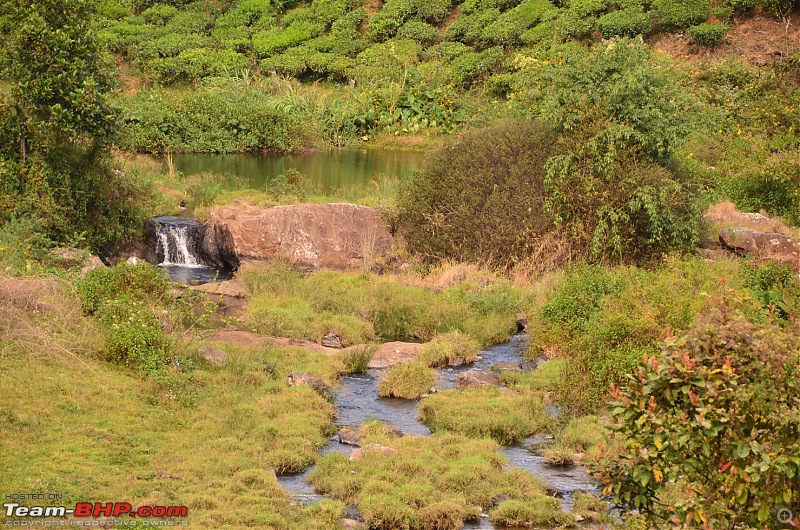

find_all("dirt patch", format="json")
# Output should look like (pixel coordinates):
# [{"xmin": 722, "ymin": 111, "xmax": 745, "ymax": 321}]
[
  {"xmin": 654, "ymin": 12, "xmax": 800, "ymax": 65},
  {"xmin": 365, "ymin": 0, "xmax": 384, "ymax": 15}
]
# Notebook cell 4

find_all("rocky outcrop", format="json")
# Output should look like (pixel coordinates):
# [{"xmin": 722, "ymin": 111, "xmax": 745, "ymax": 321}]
[
  {"xmin": 203, "ymin": 201, "xmax": 394, "ymax": 270},
  {"xmin": 368, "ymin": 342, "xmax": 424, "ymax": 369},
  {"xmin": 456, "ymin": 370, "xmax": 503, "ymax": 389},
  {"xmin": 189, "ymin": 279, "xmax": 247, "ymax": 317},
  {"xmin": 719, "ymin": 228, "xmax": 800, "ymax": 268}
]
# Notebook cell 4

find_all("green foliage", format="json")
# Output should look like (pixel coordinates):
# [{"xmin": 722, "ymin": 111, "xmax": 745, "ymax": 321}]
[
  {"xmin": 529, "ymin": 258, "xmax": 742, "ymax": 412},
  {"xmin": 651, "ymin": 0, "xmax": 710, "ymax": 29},
  {"xmin": 118, "ymin": 89, "xmax": 302, "ymax": 153},
  {"xmin": 687, "ymin": 22, "xmax": 729, "ymax": 47},
  {"xmin": 397, "ymin": 20, "xmax": 439, "ymax": 45},
  {"xmin": 378, "ymin": 361, "xmax": 437, "ymax": 399},
  {"xmin": 724, "ymin": 155, "xmax": 800, "ymax": 225},
  {"xmin": 397, "ymin": 120, "xmax": 559, "ymax": 267},
  {"xmin": 419, "ymin": 387, "xmax": 550, "ymax": 444},
  {"xmin": 595, "ymin": 7, "xmax": 651, "ymax": 37},
  {"xmin": 594, "ymin": 295, "xmax": 800, "ymax": 527},
  {"xmin": 253, "ymin": 21, "xmax": 325, "ymax": 57},
  {"xmin": 77, "ymin": 262, "xmax": 170, "ymax": 315},
  {"xmin": 97, "ymin": 295, "xmax": 172, "ymax": 372},
  {"xmin": 0, "ymin": 0, "xmax": 150, "ymax": 249}
]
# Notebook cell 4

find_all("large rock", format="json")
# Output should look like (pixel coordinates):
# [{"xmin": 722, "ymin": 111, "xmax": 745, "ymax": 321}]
[
  {"xmin": 204, "ymin": 201, "xmax": 394, "ymax": 270},
  {"xmin": 368, "ymin": 342, "xmax": 424, "ymax": 369},
  {"xmin": 719, "ymin": 228, "xmax": 800, "ymax": 268},
  {"xmin": 189, "ymin": 279, "xmax": 247, "ymax": 316},
  {"xmin": 456, "ymin": 370, "xmax": 503, "ymax": 389},
  {"xmin": 197, "ymin": 345, "xmax": 228, "ymax": 367}
]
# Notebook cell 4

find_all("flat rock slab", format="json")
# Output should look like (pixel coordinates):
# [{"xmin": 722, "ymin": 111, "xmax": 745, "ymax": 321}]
[
  {"xmin": 368, "ymin": 341, "xmax": 424, "ymax": 369},
  {"xmin": 206, "ymin": 201, "xmax": 394, "ymax": 270}
]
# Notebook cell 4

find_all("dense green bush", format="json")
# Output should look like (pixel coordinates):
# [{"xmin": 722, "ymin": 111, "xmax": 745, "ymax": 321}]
[
  {"xmin": 724, "ymin": 156, "xmax": 800, "ymax": 225},
  {"xmin": 396, "ymin": 20, "xmax": 439, "ymax": 44},
  {"xmin": 378, "ymin": 361, "xmax": 437, "ymax": 399},
  {"xmin": 78, "ymin": 263, "xmax": 170, "ymax": 315},
  {"xmin": 651, "ymin": 0, "xmax": 710, "ymax": 29},
  {"xmin": 397, "ymin": 120, "xmax": 559, "ymax": 267},
  {"xmin": 594, "ymin": 295, "xmax": 800, "ymax": 526},
  {"xmin": 687, "ymin": 22, "xmax": 729, "ymax": 47},
  {"xmin": 118, "ymin": 89, "xmax": 303, "ymax": 153},
  {"xmin": 595, "ymin": 7, "xmax": 651, "ymax": 37},
  {"xmin": 98, "ymin": 295, "xmax": 172, "ymax": 372}
]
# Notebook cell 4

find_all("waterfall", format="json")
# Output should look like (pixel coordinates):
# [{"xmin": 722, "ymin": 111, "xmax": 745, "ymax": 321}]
[{"xmin": 154, "ymin": 218, "xmax": 202, "ymax": 267}]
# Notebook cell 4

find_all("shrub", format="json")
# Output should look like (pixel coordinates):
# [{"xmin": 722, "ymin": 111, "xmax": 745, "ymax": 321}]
[
  {"xmin": 78, "ymin": 262, "xmax": 170, "ymax": 315},
  {"xmin": 595, "ymin": 7, "xmax": 651, "ymax": 37},
  {"xmin": 652, "ymin": 0, "xmax": 711, "ymax": 29},
  {"xmin": 593, "ymin": 295, "xmax": 800, "ymax": 526},
  {"xmin": 724, "ymin": 156, "xmax": 800, "ymax": 225},
  {"xmin": 417, "ymin": 501, "xmax": 465, "ymax": 530},
  {"xmin": 482, "ymin": 0, "xmax": 554, "ymax": 45},
  {"xmin": 97, "ymin": 295, "xmax": 171, "ymax": 372},
  {"xmin": 378, "ymin": 361, "xmax": 437, "ymax": 399},
  {"xmin": 252, "ymin": 21, "xmax": 325, "ymax": 57},
  {"xmin": 687, "ymin": 22, "xmax": 729, "ymax": 47},
  {"xmin": 419, "ymin": 331, "xmax": 481, "ymax": 367},
  {"xmin": 397, "ymin": 20, "xmax": 439, "ymax": 45},
  {"xmin": 397, "ymin": 120, "xmax": 560, "ymax": 267},
  {"xmin": 142, "ymin": 3, "xmax": 179, "ymax": 25}
]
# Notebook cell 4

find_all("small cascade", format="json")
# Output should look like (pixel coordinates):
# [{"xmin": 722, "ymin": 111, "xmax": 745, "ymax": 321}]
[{"xmin": 154, "ymin": 217, "xmax": 203, "ymax": 266}]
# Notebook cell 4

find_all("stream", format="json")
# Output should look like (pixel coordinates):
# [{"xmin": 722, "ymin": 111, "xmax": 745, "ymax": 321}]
[{"xmin": 277, "ymin": 334, "xmax": 600, "ymax": 527}]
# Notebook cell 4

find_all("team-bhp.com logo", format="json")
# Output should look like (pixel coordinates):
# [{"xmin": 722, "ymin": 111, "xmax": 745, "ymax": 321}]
[{"xmin": 4, "ymin": 501, "xmax": 188, "ymax": 526}]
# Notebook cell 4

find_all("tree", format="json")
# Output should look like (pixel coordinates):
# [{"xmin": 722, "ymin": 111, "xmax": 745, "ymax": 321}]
[{"xmin": 0, "ymin": 0, "xmax": 149, "ymax": 247}]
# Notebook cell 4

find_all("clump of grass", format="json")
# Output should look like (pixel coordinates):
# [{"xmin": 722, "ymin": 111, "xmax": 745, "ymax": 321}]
[
  {"xmin": 240, "ymin": 261, "xmax": 522, "ymax": 346},
  {"xmin": 490, "ymin": 498, "xmax": 576, "ymax": 527},
  {"xmin": 419, "ymin": 387, "xmax": 551, "ymax": 444},
  {"xmin": 543, "ymin": 415, "xmax": 607, "ymax": 466},
  {"xmin": 419, "ymin": 331, "xmax": 480, "ymax": 367},
  {"xmin": 378, "ymin": 361, "xmax": 436, "ymax": 399},
  {"xmin": 573, "ymin": 492, "xmax": 611, "ymax": 523},
  {"xmin": 309, "ymin": 431, "xmax": 564, "ymax": 526},
  {"xmin": 542, "ymin": 444, "xmax": 577, "ymax": 466},
  {"xmin": 340, "ymin": 344, "xmax": 376, "ymax": 374},
  {"xmin": 500, "ymin": 358, "xmax": 567, "ymax": 392}
]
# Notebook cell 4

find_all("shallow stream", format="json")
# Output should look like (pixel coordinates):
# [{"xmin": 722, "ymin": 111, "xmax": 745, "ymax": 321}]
[{"xmin": 277, "ymin": 334, "xmax": 600, "ymax": 527}]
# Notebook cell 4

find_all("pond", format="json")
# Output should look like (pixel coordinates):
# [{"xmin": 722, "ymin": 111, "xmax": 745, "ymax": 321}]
[{"xmin": 173, "ymin": 148, "xmax": 426, "ymax": 192}]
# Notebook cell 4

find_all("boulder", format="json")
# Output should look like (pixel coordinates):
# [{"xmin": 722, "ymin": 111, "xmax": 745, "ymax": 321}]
[
  {"xmin": 286, "ymin": 371, "xmax": 331, "ymax": 396},
  {"xmin": 719, "ymin": 228, "xmax": 799, "ymax": 268},
  {"xmin": 81, "ymin": 255, "xmax": 105, "ymax": 275},
  {"xmin": 368, "ymin": 342, "xmax": 424, "ymax": 369},
  {"xmin": 197, "ymin": 345, "xmax": 228, "ymax": 367},
  {"xmin": 456, "ymin": 370, "xmax": 502, "ymax": 389},
  {"xmin": 204, "ymin": 201, "xmax": 394, "ymax": 270},
  {"xmin": 349, "ymin": 444, "xmax": 399, "ymax": 462},
  {"xmin": 339, "ymin": 519, "xmax": 367, "ymax": 530},
  {"xmin": 189, "ymin": 279, "xmax": 247, "ymax": 316}
]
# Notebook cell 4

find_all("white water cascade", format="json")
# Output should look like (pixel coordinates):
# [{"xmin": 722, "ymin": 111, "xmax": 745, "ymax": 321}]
[{"xmin": 155, "ymin": 219, "xmax": 201, "ymax": 267}]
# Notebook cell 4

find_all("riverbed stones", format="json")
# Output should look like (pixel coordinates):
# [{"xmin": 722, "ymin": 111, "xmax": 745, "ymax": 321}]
[
  {"xmin": 338, "ymin": 427, "xmax": 365, "ymax": 446},
  {"xmin": 204, "ymin": 201, "xmax": 395, "ymax": 270},
  {"xmin": 455, "ymin": 370, "xmax": 503, "ymax": 389},
  {"xmin": 286, "ymin": 371, "xmax": 330, "ymax": 396},
  {"xmin": 348, "ymin": 444, "xmax": 399, "ymax": 462},
  {"xmin": 197, "ymin": 345, "xmax": 228, "ymax": 367},
  {"xmin": 368, "ymin": 341, "xmax": 424, "ymax": 369}
]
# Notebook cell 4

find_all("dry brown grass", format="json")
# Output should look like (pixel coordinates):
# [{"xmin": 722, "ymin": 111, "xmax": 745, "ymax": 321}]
[{"xmin": 0, "ymin": 275, "xmax": 102, "ymax": 365}]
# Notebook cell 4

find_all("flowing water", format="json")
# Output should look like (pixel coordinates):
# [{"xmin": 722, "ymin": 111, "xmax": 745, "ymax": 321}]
[
  {"xmin": 173, "ymin": 149, "xmax": 426, "ymax": 192},
  {"xmin": 277, "ymin": 334, "xmax": 601, "ymax": 527},
  {"xmin": 153, "ymin": 216, "xmax": 233, "ymax": 284}
]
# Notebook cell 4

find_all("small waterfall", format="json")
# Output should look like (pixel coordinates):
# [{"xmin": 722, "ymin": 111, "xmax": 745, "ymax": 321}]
[{"xmin": 154, "ymin": 218, "xmax": 202, "ymax": 267}]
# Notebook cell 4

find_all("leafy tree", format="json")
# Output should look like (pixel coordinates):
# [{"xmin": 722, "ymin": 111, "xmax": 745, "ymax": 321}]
[
  {"xmin": 0, "ymin": 0, "xmax": 150, "ymax": 247},
  {"xmin": 593, "ymin": 293, "xmax": 800, "ymax": 527}
]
